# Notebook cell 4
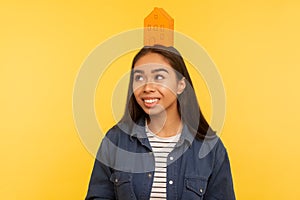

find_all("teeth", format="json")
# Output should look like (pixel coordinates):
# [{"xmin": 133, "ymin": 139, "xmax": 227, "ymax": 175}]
[{"xmin": 144, "ymin": 99, "xmax": 158, "ymax": 103}]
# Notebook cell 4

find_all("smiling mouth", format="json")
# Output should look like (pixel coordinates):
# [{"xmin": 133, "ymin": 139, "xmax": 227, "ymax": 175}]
[
  {"xmin": 144, "ymin": 99, "xmax": 158, "ymax": 103},
  {"xmin": 143, "ymin": 98, "xmax": 159, "ymax": 107}
]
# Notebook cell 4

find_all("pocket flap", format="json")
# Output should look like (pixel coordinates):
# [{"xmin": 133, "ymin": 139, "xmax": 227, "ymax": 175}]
[
  {"xmin": 110, "ymin": 171, "xmax": 132, "ymax": 186},
  {"xmin": 185, "ymin": 177, "xmax": 208, "ymax": 196}
]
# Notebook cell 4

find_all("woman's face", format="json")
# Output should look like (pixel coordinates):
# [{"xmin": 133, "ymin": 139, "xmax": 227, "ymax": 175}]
[{"xmin": 132, "ymin": 53, "xmax": 185, "ymax": 117}]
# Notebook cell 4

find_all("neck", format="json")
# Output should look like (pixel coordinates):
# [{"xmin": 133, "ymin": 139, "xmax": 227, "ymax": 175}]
[{"xmin": 147, "ymin": 112, "xmax": 182, "ymax": 138}]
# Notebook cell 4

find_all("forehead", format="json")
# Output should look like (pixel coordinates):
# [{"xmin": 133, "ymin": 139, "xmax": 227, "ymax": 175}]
[
  {"xmin": 134, "ymin": 53, "xmax": 171, "ymax": 68},
  {"xmin": 133, "ymin": 64, "xmax": 173, "ymax": 74}
]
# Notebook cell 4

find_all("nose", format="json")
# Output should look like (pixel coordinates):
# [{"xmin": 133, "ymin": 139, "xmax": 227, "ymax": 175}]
[{"xmin": 143, "ymin": 81, "xmax": 155, "ymax": 93}]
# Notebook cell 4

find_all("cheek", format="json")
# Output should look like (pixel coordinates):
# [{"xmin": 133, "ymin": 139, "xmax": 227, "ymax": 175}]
[
  {"xmin": 132, "ymin": 82, "xmax": 145, "ymax": 94},
  {"xmin": 133, "ymin": 87, "xmax": 142, "ymax": 100},
  {"xmin": 159, "ymin": 81, "xmax": 178, "ymax": 93},
  {"xmin": 158, "ymin": 86, "xmax": 178, "ymax": 97}
]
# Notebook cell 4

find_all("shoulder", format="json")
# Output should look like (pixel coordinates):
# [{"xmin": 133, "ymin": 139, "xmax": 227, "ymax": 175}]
[
  {"xmin": 97, "ymin": 123, "xmax": 131, "ymax": 158},
  {"xmin": 104, "ymin": 123, "xmax": 129, "ymax": 143},
  {"xmin": 192, "ymin": 135, "xmax": 228, "ymax": 162}
]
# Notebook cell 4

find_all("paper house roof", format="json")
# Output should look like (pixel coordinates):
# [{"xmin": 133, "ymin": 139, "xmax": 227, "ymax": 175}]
[{"xmin": 144, "ymin": 8, "xmax": 174, "ymax": 46}]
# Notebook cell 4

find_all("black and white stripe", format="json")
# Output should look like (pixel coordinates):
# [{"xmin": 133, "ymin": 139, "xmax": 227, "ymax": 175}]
[{"xmin": 146, "ymin": 128, "xmax": 180, "ymax": 200}]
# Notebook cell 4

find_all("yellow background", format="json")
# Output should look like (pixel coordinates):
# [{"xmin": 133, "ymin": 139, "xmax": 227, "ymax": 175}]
[{"xmin": 1, "ymin": 0, "xmax": 300, "ymax": 199}]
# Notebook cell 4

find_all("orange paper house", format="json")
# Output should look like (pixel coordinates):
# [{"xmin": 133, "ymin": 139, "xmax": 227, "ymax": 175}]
[{"xmin": 144, "ymin": 8, "xmax": 174, "ymax": 46}]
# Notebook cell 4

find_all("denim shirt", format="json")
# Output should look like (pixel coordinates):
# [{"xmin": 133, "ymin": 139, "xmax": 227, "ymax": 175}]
[{"xmin": 86, "ymin": 120, "xmax": 235, "ymax": 200}]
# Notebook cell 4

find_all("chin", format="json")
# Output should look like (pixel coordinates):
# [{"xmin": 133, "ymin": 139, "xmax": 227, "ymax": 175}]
[{"xmin": 144, "ymin": 108, "xmax": 166, "ymax": 118}]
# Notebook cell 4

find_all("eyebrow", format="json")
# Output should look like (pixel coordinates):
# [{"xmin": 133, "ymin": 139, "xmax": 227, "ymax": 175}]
[
  {"xmin": 151, "ymin": 68, "xmax": 169, "ymax": 74},
  {"xmin": 133, "ymin": 69, "xmax": 144, "ymax": 74},
  {"xmin": 133, "ymin": 68, "xmax": 169, "ymax": 74}
]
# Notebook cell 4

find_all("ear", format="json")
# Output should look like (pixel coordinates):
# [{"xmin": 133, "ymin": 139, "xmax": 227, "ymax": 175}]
[{"xmin": 177, "ymin": 77, "xmax": 186, "ymax": 95}]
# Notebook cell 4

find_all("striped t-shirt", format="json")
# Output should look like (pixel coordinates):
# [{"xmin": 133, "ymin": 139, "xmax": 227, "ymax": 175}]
[{"xmin": 146, "ymin": 126, "xmax": 181, "ymax": 200}]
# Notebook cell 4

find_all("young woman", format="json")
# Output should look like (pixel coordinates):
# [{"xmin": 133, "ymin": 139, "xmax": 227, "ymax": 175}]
[{"xmin": 86, "ymin": 45, "xmax": 235, "ymax": 200}]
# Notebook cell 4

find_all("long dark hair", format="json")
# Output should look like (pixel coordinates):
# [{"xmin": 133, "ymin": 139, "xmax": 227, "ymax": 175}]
[{"xmin": 121, "ymin": 45, "xmax": 215, "ymax": 140}]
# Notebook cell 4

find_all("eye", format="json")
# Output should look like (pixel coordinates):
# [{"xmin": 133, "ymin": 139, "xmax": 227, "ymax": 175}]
[
  {"xmin": 134, "ymin": 75, "xmax": 144, "ymax": 82},
  {"xmin": 155, "ymin": 74, "xmax": 164, "ymax": 80}
]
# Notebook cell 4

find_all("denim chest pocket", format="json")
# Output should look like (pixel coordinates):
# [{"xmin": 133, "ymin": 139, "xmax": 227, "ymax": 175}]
[
  {"xmin": 110, "ymin": 172, "xmax": 137, "ymax": 200},
  {"xmin": 182, "ymin": 176, "xmax": 208, "ymax": 199}
]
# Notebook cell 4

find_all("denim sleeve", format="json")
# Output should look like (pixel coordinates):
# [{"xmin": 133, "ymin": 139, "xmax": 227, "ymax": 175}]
[
  {"xmin": 204, "ymin": 145, "xmax": 236, "ymax": 200},
  {"xmin": 85, "ymin": 136, "xmax": 116, "ymax": 200}
]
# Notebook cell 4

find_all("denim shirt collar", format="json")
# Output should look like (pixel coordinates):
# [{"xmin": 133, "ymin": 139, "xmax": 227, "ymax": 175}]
[{"xmin": 125, "ymin": 118, "xmax": 195, "ymax": 147}]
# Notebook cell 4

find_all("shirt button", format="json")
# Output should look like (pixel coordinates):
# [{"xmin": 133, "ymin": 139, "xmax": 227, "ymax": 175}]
[
  {"xmin": 115, "ymin": 178, "xmax": 118, "ymax": 183},
  {"xmin": 200, "ymin": 188, "xmax": 203, "ymax": 193},
  {"xmin": 169, "ymin": 180, "xmax": 173, "ymax": 185},
  {"xmin": 148, "ymin": 173, "xmax": 152, "ymax": 178},
  {"xmin": 169, "ymin": 156, "xmax": 174, "ymax": 161}
]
